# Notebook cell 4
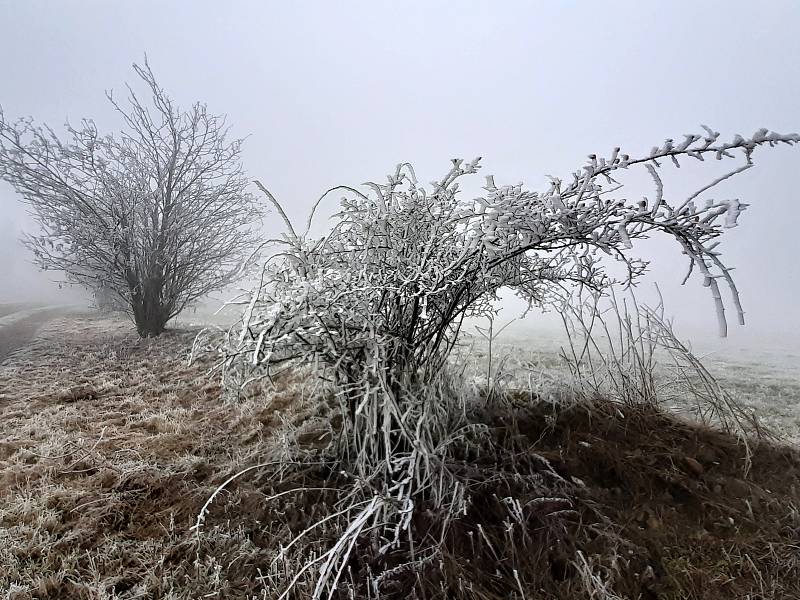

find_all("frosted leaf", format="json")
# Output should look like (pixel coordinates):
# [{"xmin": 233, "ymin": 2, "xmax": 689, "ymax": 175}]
[
  {"xmin": 617, "ymin": 223, "xmax": 633, "ymax": 250},
  {"xmin": 723, "ymin": 199, "xmax": 744, "ymax": 228}
]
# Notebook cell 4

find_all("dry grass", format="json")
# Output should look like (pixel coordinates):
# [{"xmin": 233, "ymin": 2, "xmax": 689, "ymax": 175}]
[{"xmin": 0, "ymin": 313, "xmax": 327, "ymax": 599}]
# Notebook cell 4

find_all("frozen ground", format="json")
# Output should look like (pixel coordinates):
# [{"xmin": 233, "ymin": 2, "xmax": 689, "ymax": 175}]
[
  {"xmin": 457, "ymin": 324, "xmax": 800, "ymax": 444},
  {"xmin": 2, "ymin": 312, "xmax": 798, "ymax": 598}
]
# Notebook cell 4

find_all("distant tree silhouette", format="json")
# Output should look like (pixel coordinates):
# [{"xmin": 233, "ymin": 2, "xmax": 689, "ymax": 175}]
[{"xmin": 0, "ymin": 60, "xmax": 260, "ymax": 336}]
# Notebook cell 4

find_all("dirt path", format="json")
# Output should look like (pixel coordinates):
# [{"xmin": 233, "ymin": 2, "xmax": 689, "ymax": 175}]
[
  {"xmin": 0, "ymin": 307, "xmax": 74, "ymax": 364},
  {"xmin": 0, "ymin": 303, "xmax": 39, "ymax": 319}
]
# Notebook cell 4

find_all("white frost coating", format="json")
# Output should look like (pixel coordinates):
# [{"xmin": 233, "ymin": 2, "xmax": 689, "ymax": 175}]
[
  {"xmin": 723, "ymin": 199, "xmax": 744, "ymax": 228},
  {"xmin": 617, "ymin": 222, "xmax": 633, "ymax": 249}
]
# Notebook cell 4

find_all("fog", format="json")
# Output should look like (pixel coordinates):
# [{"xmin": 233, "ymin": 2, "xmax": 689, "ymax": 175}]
[{"xmin": 1, "ymin": 1, "xmax": 798, "ymax": 344}]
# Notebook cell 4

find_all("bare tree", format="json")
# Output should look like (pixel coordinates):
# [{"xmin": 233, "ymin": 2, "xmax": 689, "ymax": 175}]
[{"xmin": 0, "ymin": 60, "xmax": 261, "ymax": 336}]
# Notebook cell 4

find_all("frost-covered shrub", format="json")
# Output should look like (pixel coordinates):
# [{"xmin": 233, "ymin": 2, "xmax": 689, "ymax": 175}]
[
  {"xmin": 222, "ymin": 127, "xmax": 797, "ymax": 597},
  {"xmin": 232, "ymin": 127, "xmax": 797, "ymax": 393}
]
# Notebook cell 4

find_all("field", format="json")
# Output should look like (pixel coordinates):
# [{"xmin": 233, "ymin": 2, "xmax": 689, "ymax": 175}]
[
  {"xmin": 466, "ymin": 329, "xmax": 800, "ymax": 445},
  {"xmin": 1, "ymin": 311, "xmax": 799, "ymax": 599}
]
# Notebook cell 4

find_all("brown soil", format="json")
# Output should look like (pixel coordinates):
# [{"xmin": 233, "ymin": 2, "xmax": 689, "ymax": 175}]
[
  {"xmin": 482, "ymin": 399, "xmax": 800, "ymax": 599},
  {"xmin": 0, "ymin": 313, "xmax": 798, "ymax": 599}
]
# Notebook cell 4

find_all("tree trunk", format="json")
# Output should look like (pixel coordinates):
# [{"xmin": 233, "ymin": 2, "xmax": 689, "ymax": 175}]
[
  {"xmin": 134, "ymin": 309, "xmax": 169, "ymax": 337},
  {"xmin": 131, "ymin": 278, "xmax": 170, "ymax": 337}
]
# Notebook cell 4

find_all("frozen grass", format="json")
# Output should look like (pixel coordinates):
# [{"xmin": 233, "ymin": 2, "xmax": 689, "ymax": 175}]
[{"xmin": 0, "ymin": 313, "xmax": 327, "ymax": 599}]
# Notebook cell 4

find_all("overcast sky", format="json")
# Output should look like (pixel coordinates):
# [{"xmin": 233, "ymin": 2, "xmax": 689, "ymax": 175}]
[{"xmin": 1, "ymin": 1, "xmax": 798, "ymax": 344}]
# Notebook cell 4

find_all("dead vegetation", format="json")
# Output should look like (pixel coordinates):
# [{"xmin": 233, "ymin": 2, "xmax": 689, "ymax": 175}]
[
  {"xmin": 0, "ymin": 313, "xmax": 799, "ymax": 599},
  {"xmin": 0, "ymin": 314, "xmax": 324, "ymax": 598}
]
